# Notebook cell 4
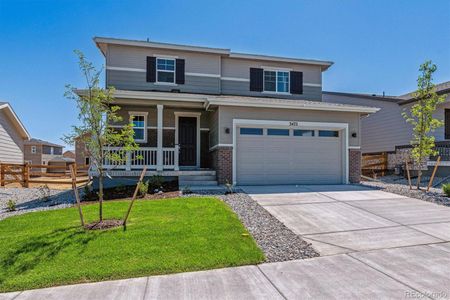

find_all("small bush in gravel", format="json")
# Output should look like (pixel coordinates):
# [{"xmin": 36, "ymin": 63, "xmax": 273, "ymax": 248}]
[
  {"xmin": 37, "ymin": 185, "xmax": 51, "ymax": 202},
  {"xmin": 182, "ymin": 185, "xmax": 192, "ymax": 195},
  {"xmin": 6, "ymin": 199, "xmax": 16, "ymax": 212},
  {"xmin": 442, "ymin": 183, "xmax": 450, "ymax": 197},
  {"xmin": 224, "ymin": 181, "xmax": 234, "ymax": 195}
]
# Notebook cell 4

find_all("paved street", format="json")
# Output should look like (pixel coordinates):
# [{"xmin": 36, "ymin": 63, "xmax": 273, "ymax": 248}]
[{"xmin": 2, "ymin": 185, "xmax": 450, "ymax": 299}]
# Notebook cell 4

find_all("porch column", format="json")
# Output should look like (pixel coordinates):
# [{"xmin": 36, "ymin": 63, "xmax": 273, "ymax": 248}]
[{"xmin": 156, "ymin": 104, "xmax": 164, "ymax": 171}]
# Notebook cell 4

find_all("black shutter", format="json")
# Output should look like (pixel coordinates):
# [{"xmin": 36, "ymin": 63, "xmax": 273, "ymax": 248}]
[
  {"xmin": 290, "ymin": 71, "xmax": 303, "ymax": 94},
  {"xmin": 176, "ymin": 59, "xmax": 185, "ymax": 84},
  {"xmin": 445, "ymin": 109, "xmax": 450, "ymax": 139},
  {"xmin": 146, "ymin": 57, "xmax": 156, "ymax": 82},
  {"xmin": 249, "ymin": 68, "xmax": 263, "ymax": 92}
]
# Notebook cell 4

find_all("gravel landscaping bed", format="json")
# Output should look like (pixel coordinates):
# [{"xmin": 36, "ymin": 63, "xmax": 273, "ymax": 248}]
[
  {"xmin": 185, "ymin": 190, "xmax": 319, "ymax": 262},
  {"xmin": 0, "ymin": 187, "xmax": 75, "ymax": 220},
  {"xmin": 361, "ymin": 175, "xmax": 450, "ymax": 206}
]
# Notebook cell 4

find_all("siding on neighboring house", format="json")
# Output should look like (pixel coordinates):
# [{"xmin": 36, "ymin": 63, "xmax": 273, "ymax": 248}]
[
  {"xmin": 24, "ymin": 144, "xmax": 42, "ymax": 165},
  {"xmin": 323, "ymin": 93, "xmax": 411, "ymax": 153},
  {"xmin": 0, "ymin": 110, "xmax": 25, "ymax": 164},
  {"xmin": 324, "ymin": 92, "xmax": 450, "ymax": 154}
]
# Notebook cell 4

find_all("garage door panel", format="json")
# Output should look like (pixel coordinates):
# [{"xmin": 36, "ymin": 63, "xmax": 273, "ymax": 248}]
[{"xmin": 236, "ymin": 127, "xmax": 343, "ymax": 185}]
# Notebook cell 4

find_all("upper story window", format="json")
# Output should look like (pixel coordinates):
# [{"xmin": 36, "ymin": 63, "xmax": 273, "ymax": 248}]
[
  {"xmin": 264, "ymin": 70, "xmax": 289, "ymax": 93},
  {"xmin": 156, "ymin": 58, "xmax": 175, "ymax": 84},
  {"xmin": 31, "ymin": 146, "xmax": 36, "ymax": 154},
  {"xmin": 130, "ymin": 113, "xmax": 147, "ymax": 142}
]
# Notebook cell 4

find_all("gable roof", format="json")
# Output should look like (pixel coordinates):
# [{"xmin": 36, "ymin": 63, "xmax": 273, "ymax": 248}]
[
  {"xmin": 323, "ymin": 91, "xmax": 400, "ymax": 103},
  {"xmin": 93, "ymin": 37, "xmax": 334, "ymax": 71},
  {"xmin": 0, "ymin": 102, "xmax": 30, "ymax": 139},
  {"xmin": 25, "ymin": 138, "xmax": 64, "ymax": 148},
  {"xmin": 398, "ymin": 81, "xmax": 450, "ymax": 105}
]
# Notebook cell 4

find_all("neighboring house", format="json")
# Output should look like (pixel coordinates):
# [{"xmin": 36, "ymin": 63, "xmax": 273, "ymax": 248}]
[
  {"xmin": 24, "ymin": 138, "xmax": 64, "ymax": 165},
  {"xmin": 324, "ymin": 81, "xmax": 450, "ymax": 172},
  {"xmin": 63, "ymin": 150, "xmax": 76, "ymax": 160},
  {"xmin": 0, "ymin": 102, "xmax": 30, "ymax": 164},
  {"xmin": 78, "ymin": 37, "xmax": 378, "ymax": 186}
]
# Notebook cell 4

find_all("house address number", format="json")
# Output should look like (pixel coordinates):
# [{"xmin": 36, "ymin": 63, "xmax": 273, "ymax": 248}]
[{"xmin": 289, "ymin": 121, "xmax": 299, "ymax": 127}]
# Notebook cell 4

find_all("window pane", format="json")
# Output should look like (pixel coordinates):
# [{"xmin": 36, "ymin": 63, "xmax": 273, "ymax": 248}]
[
  {"xmin": 277, "ymin": 71, "xmax": 289, "ymax": 92},
  {"xmin": 264, "ymin": 71, "xmax": 276, "ymax": 92},
  {"xmin": 157, "ymin": 58, "xmax": 175, "ymax": 71},
  {"xmin": 240, "ymin": 128, "xmax": 263, "ymax": 135},
  {"xmin": 267, "ymin": 128, "xmax": 289, "ymax": 136},
  {"xmin": 134, "ymin": 128, "xmax": 145, "ymax": 140},
  {"xmin": 132, "ymin": 116, "xmax": 145, "ymax": 128},
  {"xmin": 319, "ymin": 130, "xmax": 339, "ymax": 137},
  {"xmin": 157, "ymin": 71, "xmax": 175, "ymax": 83},
  {"xmin": 294, "ymin": 130, "xmax": 315, "ymax": 137}
]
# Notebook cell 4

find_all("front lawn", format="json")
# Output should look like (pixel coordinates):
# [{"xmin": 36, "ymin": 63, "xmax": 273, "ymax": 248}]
[{"xmin": 0, "ymin": 197, "xmax": 264, "ymax": 292}]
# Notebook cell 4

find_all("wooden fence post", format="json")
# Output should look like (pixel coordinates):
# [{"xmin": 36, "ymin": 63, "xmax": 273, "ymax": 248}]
[
  {"xmin": 427, "ymin": 156, "xmax": 441, "ymax": 192},
  {"xmin": 70, "ymin": 164, "xmax": 85, "ymax": 226},
  {"xmin": 123, "ymin": 166, "xmax": 147, "ymax": 228},
  {"xmin": 405, "ymin": 159, "xmax": 412, "ymax": 190},
  {"xmin": 0, "ymin": 164, "xmax": 4, "ymax": 187},
  {"xmin": 23, "ymin": 162, "xmax": 29, "ymax": 188}
]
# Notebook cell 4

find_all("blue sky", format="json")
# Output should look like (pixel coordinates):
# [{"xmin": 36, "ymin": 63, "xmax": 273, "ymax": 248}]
[{"xmin": 0, "ymin": 0, "xmax": 449, "ymax": 148}]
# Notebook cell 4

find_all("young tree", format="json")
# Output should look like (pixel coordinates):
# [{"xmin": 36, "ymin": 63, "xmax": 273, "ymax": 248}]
[
  {"xmin": 64, "ymin": 50, "xmax": 139, "ymax": 222},
  {"xmin": 402, "ymin": 61, "xmax": 446, "ymax": 189}
]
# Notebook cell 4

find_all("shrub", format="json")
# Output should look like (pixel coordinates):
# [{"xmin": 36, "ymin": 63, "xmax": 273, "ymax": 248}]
[
  {"xmin": 149, "ymin": 175, "xmax": 164, "ymax": 193},
  {"xmin": 6, "ymin": 199, "xmax": 16, "ymax": 212},
  {"xmin": 225, "ymin": 180, "xmax": 234, "ymax": 195},
  {"xmin": 182, "ymin": 185, "xmax": 192, "ymax": 195},
  {"xmin": 442, "ymin": 183, "xmax": 450, "ymax": 197},
  {"xmin": 138, "ymin": 180, "xmax": 149, "ymax": 197}
]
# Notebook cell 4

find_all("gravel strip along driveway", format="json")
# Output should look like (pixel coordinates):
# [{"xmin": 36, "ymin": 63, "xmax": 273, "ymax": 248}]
[
  {"xmin": 186, "ymin": 190, "xmax": 319, "ymax": 262},
  {"xmin": 361, "ymin": 180, "xmax": 450, "ymax": 207},
  {"xmin": 0, "ymin": 188, "xmax": 75, "ymax": 220}
]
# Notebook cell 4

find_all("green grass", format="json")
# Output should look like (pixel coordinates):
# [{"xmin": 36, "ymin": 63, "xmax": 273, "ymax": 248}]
[{"xmin": 0, "ymin": 197, "xmax": 264, "ymax": 292}]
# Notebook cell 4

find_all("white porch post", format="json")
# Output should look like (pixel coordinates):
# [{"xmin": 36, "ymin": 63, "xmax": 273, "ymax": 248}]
[{"xmin": 157, "ymin": 104, "xmax": 164, "ymax": 171}]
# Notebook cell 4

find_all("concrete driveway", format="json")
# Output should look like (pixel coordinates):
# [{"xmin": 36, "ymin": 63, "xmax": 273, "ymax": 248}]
[{"xmin": 241, "ymin": 185, "xmax": 450, "ymax": 255}]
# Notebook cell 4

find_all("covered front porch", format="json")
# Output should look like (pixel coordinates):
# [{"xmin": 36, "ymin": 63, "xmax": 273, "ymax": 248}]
[{"xmin": 100, "ymin": 93, "xmax": 213, "ymax": 173}]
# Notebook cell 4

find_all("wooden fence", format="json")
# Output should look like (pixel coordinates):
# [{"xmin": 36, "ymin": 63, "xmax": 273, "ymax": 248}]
[
  {"xmin": 361, "ymin": 152, "xmax": 389, "ymax": 178},
  {"xmin": 0, "ymin": 163, "xmax": 89, "ymax": 187}
]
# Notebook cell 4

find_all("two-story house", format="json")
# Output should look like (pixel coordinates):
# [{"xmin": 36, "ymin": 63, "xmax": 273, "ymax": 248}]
[{"xmin": 80, "ymin": 37, "xmax": 378, "ymax": 186}]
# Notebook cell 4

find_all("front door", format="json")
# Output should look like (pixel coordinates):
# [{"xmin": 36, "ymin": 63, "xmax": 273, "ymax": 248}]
[{"xmin": 178, "ymin": 117, "xmax": 197, "ymax": 166}]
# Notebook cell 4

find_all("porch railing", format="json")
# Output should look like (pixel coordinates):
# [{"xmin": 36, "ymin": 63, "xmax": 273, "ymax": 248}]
[
  {"xmin": 102, "ymin": 146, "xmax": 179, "ymax": 170},
  {"xmin": 431, "ymin": 142, "xmax": 450, "ymax": 161}
]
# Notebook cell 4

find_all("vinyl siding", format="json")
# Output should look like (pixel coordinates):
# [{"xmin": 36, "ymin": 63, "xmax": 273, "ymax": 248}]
[
  {"xmin": 323, "ymin": 93, "xmax": 411, "ymax": 153},
  {"xmin": 0, "ymin": 110, "xmax": 25, "ymax": 164},
  {"xmin": 208, "ymin": 109, "xmax": 219, "ymax": 147},
  {"xmin": 217, "ymin": 106, "xmax": 361, "ymax": 147}
]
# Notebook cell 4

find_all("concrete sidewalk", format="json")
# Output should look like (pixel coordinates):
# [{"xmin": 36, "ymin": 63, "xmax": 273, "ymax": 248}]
[{"xmin": 2, "ymin": 243, "xmax": 450, "ymax": 299}]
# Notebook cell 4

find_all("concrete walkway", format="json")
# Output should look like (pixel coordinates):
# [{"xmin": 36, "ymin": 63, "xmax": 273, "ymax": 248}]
[{"xmin": 2, "ymin": 185, "xmax": 450, "ymax": 299}]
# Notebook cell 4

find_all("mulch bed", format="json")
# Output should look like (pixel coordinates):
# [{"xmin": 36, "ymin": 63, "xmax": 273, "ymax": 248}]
[{"xmin": 84, "ymin": 219, "xmax": 123, "ymax": 230}]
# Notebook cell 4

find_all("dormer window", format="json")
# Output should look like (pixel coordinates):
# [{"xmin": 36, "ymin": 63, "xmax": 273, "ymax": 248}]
[
  {"xmin": 264, "ymin": 70, "xmax": 289, "ymax": 93},
  {"xmin": 156, "ymin": 58, "xmax": 175, "ymax": 84}
]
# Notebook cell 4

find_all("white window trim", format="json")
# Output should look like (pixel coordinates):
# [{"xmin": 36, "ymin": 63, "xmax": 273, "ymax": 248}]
[
  {"xmin": 128, "ymin": 112, "xmax": 148, "ymax": 143},
  {"xmin": 31, "ymin": 146, "xmax": 37, "ymax": 154},
  {"xmin": 232, "ymin": 119, "xmax": 349, "ymax": 185},
  {"xmin": 156, "ymin": 57, "xmax": 176, "ymax": 85},
  {"xmin": 263, "ymin": 69, "xmax": 291, "ymax": 94}
]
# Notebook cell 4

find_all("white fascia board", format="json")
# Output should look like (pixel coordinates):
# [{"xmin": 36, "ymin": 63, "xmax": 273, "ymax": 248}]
[
  {"xmin": 0, "ymin": 103, "xmax": 31, "ymax": 139},
  {"xmin": 94, "ymin": 37, "xmax": 230, "ymax": 55},
  {"xmin": 206, "ymin": 98, "xmax": 379, "ymax": 114}
]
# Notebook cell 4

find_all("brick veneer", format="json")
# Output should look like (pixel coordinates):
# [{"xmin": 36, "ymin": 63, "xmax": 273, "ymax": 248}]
[
  {"xmin": 211, "ymin": 146, "xmax": 232, "ymax": 184},
  {"xmin": 349, "ymin": 149, "xmax": 361, "ymax": 183}
]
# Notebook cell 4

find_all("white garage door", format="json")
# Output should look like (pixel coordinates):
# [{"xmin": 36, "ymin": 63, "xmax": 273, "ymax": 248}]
[{"xmin": 236, "ymin": 127, "xmax": 343, "ymax": 185}]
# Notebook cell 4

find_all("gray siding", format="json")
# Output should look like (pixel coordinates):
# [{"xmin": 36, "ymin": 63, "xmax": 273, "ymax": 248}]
[
  {"xmin": 426, "ymin": 94, "xmax": 450, "ymax": 142},
  {"xmin": 217, "ymin": 106, "xmax": 361, "ymax": 147},
  {"xmin": 107, "ymin": 70, "xmax": 220, "ymax": 94},
  {"xmin": 221, "ymin": 80, "xmax": 321, "ymax": 101},
  {"xmin": 105, "ymin": 44, "xmax": 325, "ymax": 101},
  {"xmin": 0, "ymin": 110, "xmax": 24, "ymax": 164},
  {"xmin": 323, "ymin": 93, "xmax": 411, "ymax": 153},
  {"xmin": 208, "ymin": 109, "xmax": 219, "ymax": 147}
]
